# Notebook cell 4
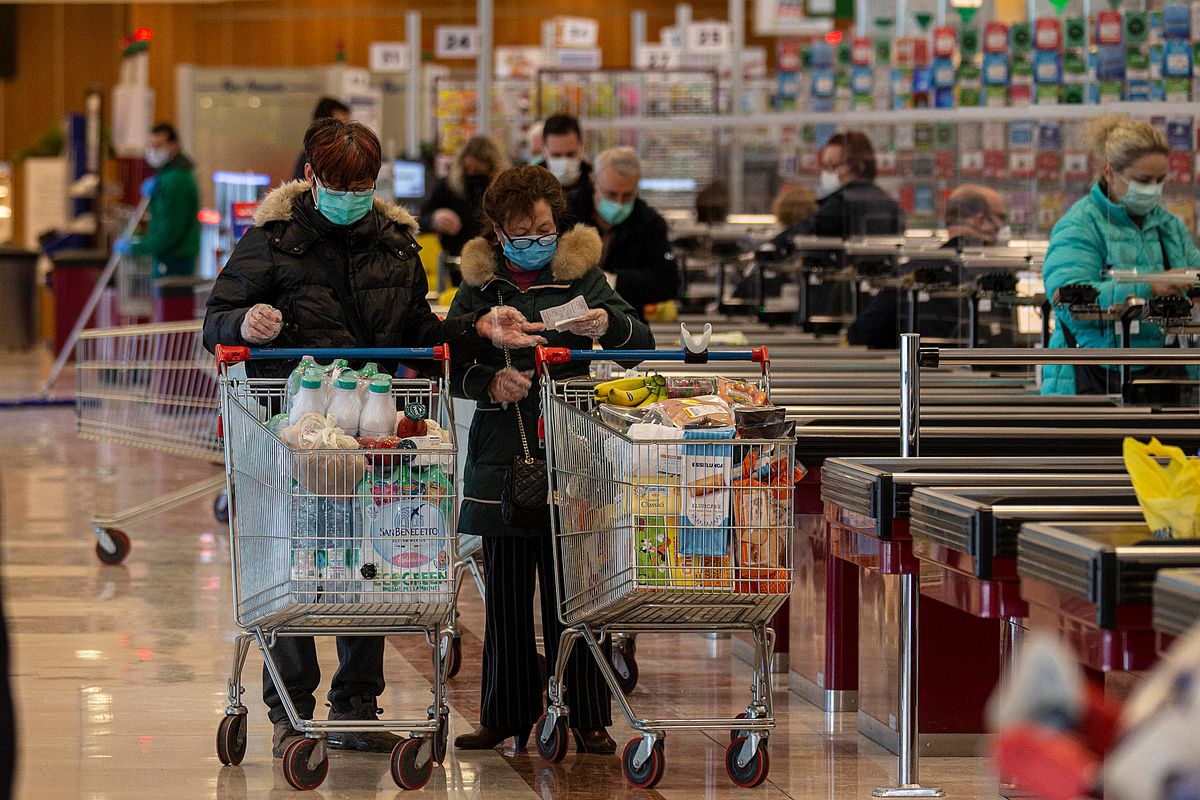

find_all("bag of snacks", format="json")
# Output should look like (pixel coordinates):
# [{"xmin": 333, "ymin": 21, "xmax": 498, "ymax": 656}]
[{"xmin": 731, "ymin": 450, "xmax": 806, "ymax": 593}]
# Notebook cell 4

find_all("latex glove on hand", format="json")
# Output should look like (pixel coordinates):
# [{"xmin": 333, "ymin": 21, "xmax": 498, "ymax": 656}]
[
  {"xmin": 240, "ymin": 303, "xmax": 283, "ymax": 345},
  {"xmin": 113, "ymin": 237, "xmax": 135, "ymax": 256},
  {"xmin": 432, "ymin": 209, "xmax": 463, "ymax": 236},
  {"xmin": 140, "ymin": 177, "xmax": 156, "ymax": 198},
  {"xmin": 476, "ymin": 305, "xmax": 547, "ymax": 349},
  {"xmin": 564, "ymin": 308, "xmax": 610, "ymax": 339},
  {"xmin": 488, "ymin": 368, "xmax": 533, "ymax": 405}
]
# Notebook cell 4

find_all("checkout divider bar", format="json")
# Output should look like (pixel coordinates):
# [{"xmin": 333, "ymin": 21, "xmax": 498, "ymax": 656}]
[{"xmin": 883, "ymin": 337, "xmax": 1200, "ymax": 798}]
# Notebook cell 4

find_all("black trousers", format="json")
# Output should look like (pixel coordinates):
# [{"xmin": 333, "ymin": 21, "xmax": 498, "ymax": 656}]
[
  {"xmin": 262, "ymin": 636, "xmax": 385, "ymax": 724},
  {"xmin": 480, "ymin": 534, "xmax": 612, "ymax": 731}
]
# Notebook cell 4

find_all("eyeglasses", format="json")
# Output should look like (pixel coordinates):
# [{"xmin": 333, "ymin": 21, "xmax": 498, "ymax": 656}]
[
  {"xmin": 313, "ymin": 175, "xmax": 375, "ymax": 198},
  {"xmin": 503, "ymin": 232, "xmax": 559, "ymax": 250}
]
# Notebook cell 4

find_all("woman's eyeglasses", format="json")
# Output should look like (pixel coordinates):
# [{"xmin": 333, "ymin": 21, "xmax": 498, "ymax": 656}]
[
  {"xmin": 313, "ymin": 175, "xmax": 375, "ymax": 198},
  {"xmin": 504, "ymin": 232, "xmax": 559, "ymax": 250}
]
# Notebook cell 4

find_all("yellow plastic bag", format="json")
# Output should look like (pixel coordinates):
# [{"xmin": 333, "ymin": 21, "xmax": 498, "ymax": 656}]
[{"xmin": 1122, "ymin": 437, "xmax": 1200, "ymax": 539}]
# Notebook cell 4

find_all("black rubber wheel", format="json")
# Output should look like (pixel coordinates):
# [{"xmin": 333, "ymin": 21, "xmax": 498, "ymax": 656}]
[
  {"xmin": 432, "ymin": 710, "xmax": 449, "ymax": 765},
  {"xmin": 213, "ymin": 491, "xmax": 229, "ymax": 523},
  {"xmin": 731, "ymin": 711, "xmax": 751, "ymax": 743},
  {"xmin": 282, "ymin": 738, "xmax": 328, "ymax": 791},
  {"xmin": 726, "ymin": 737, "xmax": 770, "ymax": 788},
  {"xmin": 215, "ymin": 713, "xmax": 247, "ymax": 766},
  {"xmin": 613, "ymin": 650, "xmax": 639, "ymax": 696},
  {"xmin": 95, "ymin": 529, "xmax": 131, "ymax": 566},
  {"xmin": 443, "ymin": 636, "xmax": 462, "ymax": 680},
  {"xmin": 622, "ymin": 738, "xmax": 666, "ymax": 789},
  {"xmin": 535, "ymin": 713, "xmax": 568, "ymax": 763},
  {"xmin": 391, "ymin": 737, "xmax": 434, "ymax": 791}
]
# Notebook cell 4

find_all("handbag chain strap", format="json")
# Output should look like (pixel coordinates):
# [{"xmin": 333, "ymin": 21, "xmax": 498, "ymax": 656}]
[{"xmin": 498, "ymin": 290, "xmax": 534, "ymax": 465}]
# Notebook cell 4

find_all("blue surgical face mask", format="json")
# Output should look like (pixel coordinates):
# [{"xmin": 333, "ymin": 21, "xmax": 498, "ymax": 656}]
[
  {"xmin": 1121, "ymin": 179, "xmax": 1164, "ymax": 217},
  {"xmin": 312, "ymin": 177, "xmax": 375, "ymax": 226},
  {"xmin": 502, "ymin": 232, "xmax": 558, "ymax": 272},
  {"xmin": 598, "ymin": 197, "xmax": 634, "ymax": 226}
]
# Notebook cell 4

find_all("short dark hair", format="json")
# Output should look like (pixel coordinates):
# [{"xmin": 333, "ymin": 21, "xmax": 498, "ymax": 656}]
[
  {"xmin": 542, "ymin": 114, "xmax": 582, "ymax": 142},
  {"xmin": 312, "ymin": 97, "xmax": 351, "ymax": 121},
  {"xmin": 303, "ymin": 118, "xmax": 382, "ymax": 188},
  {"xmin": 482, "ymin": 165, "xmax": 567, "ymax": 233},
  {"xmin": 150, "ymin": 123, "xmax": 178, "ymax": 143},
  {"xmin": 944, "ymin": 187, "xmax": 991, "ymax": 226},
  {"xmin": 825, "ymin": 130, "xmax": 877, "ymax": 182}
]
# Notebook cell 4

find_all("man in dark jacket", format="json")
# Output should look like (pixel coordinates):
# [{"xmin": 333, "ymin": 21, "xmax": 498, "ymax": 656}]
[
  {"xmin": 116, "ymin": 123, "xmax": 200, "ymax": 277},
  {"xmin": 542, "ymin": 114, "xmax": 594, "ymax": 197},
  {"xmin": 567, "ymin": 147, "xmax": 678, "ymax": 320},
  {"xmin": 203, "ymin": 119, "xmax": 542, "ymax": 759}
]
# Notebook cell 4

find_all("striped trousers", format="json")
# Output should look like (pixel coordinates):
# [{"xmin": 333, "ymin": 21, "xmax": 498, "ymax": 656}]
[{"xmin": 480, "ymin": 534, "xmax": 612, "ymax": 731}]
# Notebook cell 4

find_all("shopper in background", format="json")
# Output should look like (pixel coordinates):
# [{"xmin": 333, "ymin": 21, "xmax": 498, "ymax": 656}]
[
  {"xmin": 524, "ymin": 119, "xmax": 545, "ymax": 165},
  {"xmin": 1042, "ymin": 113, "xmax": 1200, "ymax": 395},
  {"xmin": 733, "ymin": 186, "xmax": 820, "ymax": 301},
  {"xmin": 567, "ymin": 147, "xmax": 678, "ymax": 320},
  {"xmin": 292, "ymin": 97, "xmax": 351, "ymax": 181},
  {"xmin": 449, "ymin": 165, "xmax": 653, "ymax": 756},
  {"xmin": 420, "ymin": 135, "xmax": 510, "ymax": 265},
  {"xmin": 848, "ymin": 184, "xmax": 1009, "ymax": 349},
  {"xmin": 772, "ymin": 185, "xmax": 819, "ymax": 227},
  {"xmin": 203, "ymin": 119, "xmax": 544, "ymax": 758},
  {"xmin": 114, "ymin": 123, "xmax": 200, "ymax": 278},
  {"xmin": 541, "ymin": 114, "xmax": 593, "ymax": 196}
]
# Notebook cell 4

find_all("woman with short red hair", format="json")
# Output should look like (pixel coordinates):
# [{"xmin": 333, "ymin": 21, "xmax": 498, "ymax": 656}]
[{"xmin": 204, "ymin": 117, "xmax": 543, "ymax": 760}]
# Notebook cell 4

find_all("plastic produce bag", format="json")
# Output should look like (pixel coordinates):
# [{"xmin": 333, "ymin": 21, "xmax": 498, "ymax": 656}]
[
  {"xmin": 281, "ymin": 412, "xmax": 367, "ymax": 496},
  {"xmin": 1122, "ymin": 437, "xmax": 1200, "ymax": 539}
]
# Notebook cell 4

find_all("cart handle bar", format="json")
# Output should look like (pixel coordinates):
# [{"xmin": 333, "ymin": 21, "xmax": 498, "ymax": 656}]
[
  {"xmin": 535, "ymin": 346, "xmax": 769, "ymax": 372},
  {"xmin": 216, "ymin": 345, "xmax": 450, "ymax": 364}
]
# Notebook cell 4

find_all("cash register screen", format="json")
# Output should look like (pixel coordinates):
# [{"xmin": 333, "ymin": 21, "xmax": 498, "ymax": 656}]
[{"xmin": 393, "ymin": 161, "xmax": 426, "ymax": 199}]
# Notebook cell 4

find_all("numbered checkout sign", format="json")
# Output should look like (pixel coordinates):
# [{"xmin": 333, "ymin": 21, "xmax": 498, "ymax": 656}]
[
  {"xmin": 436, "ymin": 26, "xmax": 480, "ymax": 59},
  {"xmin": 687, "ymin": 21, "xmax": 731, "ymax": 53}
]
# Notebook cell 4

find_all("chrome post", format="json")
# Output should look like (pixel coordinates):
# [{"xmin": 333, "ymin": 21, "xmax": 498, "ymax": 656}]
[{"xmin": 900, "ymin": 333, "xmax": 920, "ymax": 458}]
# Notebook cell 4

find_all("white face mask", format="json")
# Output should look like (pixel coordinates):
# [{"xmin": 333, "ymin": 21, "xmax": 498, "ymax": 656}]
[
  {"xmin": 995, "ymin": 224, "xmax": 1013, "ymax": 245},
  {"xmin": 145, "ymin": 146, "xmax": 170, "ymax": 169},
  {"xmin": 546, "ymin": 157, "xmax": 582, "ymax": 186},
  {"xmin": 817, "ymin": 170, "xmax": 842, "ymax": 197}
]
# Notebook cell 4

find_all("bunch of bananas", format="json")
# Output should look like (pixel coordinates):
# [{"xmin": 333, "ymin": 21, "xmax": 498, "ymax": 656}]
[{"xmin": 594, "ymin": 375, "xmax": 667, "ymax": 408}]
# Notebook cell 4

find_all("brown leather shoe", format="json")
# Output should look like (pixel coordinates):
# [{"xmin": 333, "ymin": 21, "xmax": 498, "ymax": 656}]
[
  {"xmin": 454, "ymin": 725, "xmax": 530, "ymax": 751},
  {"xmin": 572, "ymin": 727, "xmax": 616, "ymax": 754}
]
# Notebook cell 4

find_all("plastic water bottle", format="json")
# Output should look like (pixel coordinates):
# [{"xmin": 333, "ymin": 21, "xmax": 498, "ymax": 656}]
[
  {"xmin": 327, "ymin": 370, "xmax": 362, "ymax": 434},
  {"xmin": 288, "ymin": 369, "xmax": 326, "ymax": 427},
  {"xmin": 358, "ymin": 362, "xmax": 381, "ymax": 404},
  {"xmin": 286, "ymin": 355, "xmax": 318, "ymax": 412},
  {"xmin": 359, "ymin": 374, "xmax": 397, "ymax": 438}
]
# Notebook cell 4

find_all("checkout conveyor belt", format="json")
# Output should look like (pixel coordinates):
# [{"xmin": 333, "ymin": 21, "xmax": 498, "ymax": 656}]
[
  {"xmin": 1018, "ymin": 521, "xmax": 1200, "ymax": 628},
  {"xmin": 1151, "ymin": 568, "xmax": 1200, "ymax": 638}
]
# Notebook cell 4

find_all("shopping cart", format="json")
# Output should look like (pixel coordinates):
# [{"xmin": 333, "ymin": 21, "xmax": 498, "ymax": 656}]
[
  {"xmin": 214, "ymin": 345, "xmax": 458, "ymax": 791},
  {"xmin": 532, "ymin": 346, "xmax": 795, "ymax": 789},
  {"xmin": 75, "ymin": 320, "xmax": 226, "ymax": 564}
]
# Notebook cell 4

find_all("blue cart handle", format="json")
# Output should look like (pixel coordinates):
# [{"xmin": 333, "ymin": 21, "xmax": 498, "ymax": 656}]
[
  {"xmin": 216, "ymin": 345, "xmax": 450, "ymax": 364},
  {"xmin": 534, "ymin": 346, "xmax": 769, "ymax": 372}
]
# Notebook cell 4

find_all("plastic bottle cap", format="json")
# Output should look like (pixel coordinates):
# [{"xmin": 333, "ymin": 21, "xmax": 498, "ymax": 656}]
[
  {"xmin": 404, "ymin": 402, "xmax": 428, "ymax": 421},
  {"xmin": 361, "ymin": 362, "xmax": 379, "ymax": 377},
  {"xmin": 335, "ymin": 371, "xmax": 359, "ymax": 390},
  {"xmin": 334, "ymin": 359, "xmax": 349, "ymax": 368},
  {"xmin": 300, "ymin": 370, "xmax": 323, "ymax": 390},
  {"xmin": 369, "ymin": 374, "xmax": 392, "ymax": 393}
]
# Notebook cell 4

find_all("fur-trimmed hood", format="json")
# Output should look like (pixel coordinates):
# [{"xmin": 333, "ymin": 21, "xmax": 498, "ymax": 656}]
[
  {"xmin": 458, "ymin": 225, "xmax": 602, "ymax": 288},
  {"xmin": 253, "ymin": 180, "xmax": 419, "ymax": 234}
]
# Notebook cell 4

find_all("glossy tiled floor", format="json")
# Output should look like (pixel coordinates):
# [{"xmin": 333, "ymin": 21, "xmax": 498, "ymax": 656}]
[{"xmin": 2, "ymin": 358, "xmax": 1002, "ymax": 799}]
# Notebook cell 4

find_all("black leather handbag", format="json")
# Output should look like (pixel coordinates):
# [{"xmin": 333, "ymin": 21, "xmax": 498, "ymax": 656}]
[{"xmin": 498, "ymin": 335, "xmax": 548, "ymax": 527}]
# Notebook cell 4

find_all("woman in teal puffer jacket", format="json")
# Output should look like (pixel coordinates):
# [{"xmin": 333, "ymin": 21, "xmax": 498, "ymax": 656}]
[{"xmin": 1042, "ymin": 113, "xmax": 1200, "ymax": 394}]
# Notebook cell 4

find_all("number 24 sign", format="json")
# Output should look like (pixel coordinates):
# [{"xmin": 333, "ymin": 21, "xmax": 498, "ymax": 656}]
[{"xmin": 436, "ymin": 26, "xmax": 480, "ymax": 59}]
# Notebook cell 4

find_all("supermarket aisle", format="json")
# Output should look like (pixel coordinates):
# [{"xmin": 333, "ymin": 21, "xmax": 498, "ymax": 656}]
[{"xmin": 1, "ymin": 400, "xmax": 1000, "ymax": 799}]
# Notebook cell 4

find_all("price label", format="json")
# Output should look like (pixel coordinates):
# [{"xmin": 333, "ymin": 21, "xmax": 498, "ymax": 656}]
[
  {"xmin": 555, "ymin": 17, "xmax": 598, "ymax": 49},
  {"xmin": 636, "ymin": 45, "xmax": 680, "ymax": 71},
  {"xmin": 687, "ymin": 21, "xmax": 731, "ymax": 53},
  {"xmin": 369, "ymin": 42, "xmax": 410, "ymax": 73},
  {"xmin": 436, "ymin": 26, "xmax": 480, "ymax": 59}
]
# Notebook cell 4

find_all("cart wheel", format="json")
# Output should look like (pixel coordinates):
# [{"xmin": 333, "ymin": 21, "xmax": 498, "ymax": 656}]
[
  {"xmin": 731, "ymin": 711, "xmax": 752, "ymax": 743},
  {"xmin": 391, "ymin": 737, "xmax": 434, "ymax": 791},
  {"xmin": 95, "ymin": 529, "xmax": 131, "ymax": 566},
  {"xmin": 282, "ymin": 738, "xmax": 328, "ymax": 791},
  {"xmin": 432, "ymin": 710, "xmax": 449, "ymax": 765},
  {"xmin": 213, "ymin": 491, "xmax": 229, "ymax": 524},
  {"xmin": 215, "ymin": 713, "xmax": 247, "ymax": 766},
  {"xmin": 616, "ymin": 634, "xmax": 636, "ymax": 658},
  {"xmin": 613, "ymin": 649, "xmax": 639, "ymax": 696},
  {"xmin": 622, "ymin": 738, "xmax": 666, "ymax": 790},
  {"xmin": 441, "ymin": 635, "xmax": 462, "ymax": 680},
  {"xmin": 535, "ymin": 713, "xmax": 568, "ymax": 763},
  {"xmin": 726, "ymin": 737, "xmax": 770, "ymax": 788}
]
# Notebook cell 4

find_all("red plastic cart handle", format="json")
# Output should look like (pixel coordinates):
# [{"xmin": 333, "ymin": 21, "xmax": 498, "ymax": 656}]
[
  {"xmin": 751, "ymin": 346, "xmax": 770, "ymax": 363},
  {"xmin": 215, "ymin": 345, "xmax": 250, "ymax": 365},
  {"xmin": 535, "ymin": 346, "xmax": 571, "ymax": 372}
]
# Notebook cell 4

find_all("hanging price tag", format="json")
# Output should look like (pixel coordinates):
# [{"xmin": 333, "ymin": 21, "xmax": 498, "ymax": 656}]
[
  {"xmin": 369, "ymin": 42, "xmax": 410, "ymax": 73},
  {"xmin": 687, "ymin": 21, "xmax": 731, "ymax": 53},
  {"xmin": 436, "ymin": 26, "xmax": 480, "ymax": 59}
]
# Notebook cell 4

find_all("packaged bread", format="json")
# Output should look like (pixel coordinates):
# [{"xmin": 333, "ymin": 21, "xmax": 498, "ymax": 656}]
[{"xmin": 654, "ymin": 396, "xmax": 734, "ymax": 429}]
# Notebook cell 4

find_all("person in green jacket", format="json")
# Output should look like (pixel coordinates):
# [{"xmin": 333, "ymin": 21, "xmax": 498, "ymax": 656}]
[
  {"xmin": 1042, "ymin": 113, "xmax": 1200, "ymax": 394},
  {"xmin": 115, "ymin": 122, "xmax": 201, "ymax": 278}
]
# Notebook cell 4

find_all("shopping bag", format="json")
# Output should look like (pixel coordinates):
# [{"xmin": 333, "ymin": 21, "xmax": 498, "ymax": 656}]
[{"xmin": 1122, "ymin": 437, "xmax": 1200, "ymax": 539}]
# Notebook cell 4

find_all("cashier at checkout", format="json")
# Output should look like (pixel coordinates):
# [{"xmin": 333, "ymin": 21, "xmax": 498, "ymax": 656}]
[{"xmin": 1042, "ymin": 113, "xmax": 1200, "ymax": 395}]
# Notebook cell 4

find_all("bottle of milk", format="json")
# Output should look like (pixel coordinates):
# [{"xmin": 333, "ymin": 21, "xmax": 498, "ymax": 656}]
[
  {"xmin": 359, "ymin": 374, "xmax": 397, "ymax": 438},
  {"xmin": 327, "ymin": 370, "xmax": 362, "ymax": 435},
  {"xmin": 288, "ymin": 369, "xmax": 326, "ymax": 427},
  {"xmin": 286, "ymin": 355, "xmax": 319, "ymax": 412},
  {"xmin": 357, "ymin": 362, "xmax": 381, "ymax": 404},
  {"xmin": 324, "ymin": 359, "xmax": 350, "ymax": 405}
]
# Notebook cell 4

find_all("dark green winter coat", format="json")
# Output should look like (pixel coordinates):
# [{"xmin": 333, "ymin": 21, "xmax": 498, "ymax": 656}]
[
  {"xmin": 449, "ymin": 225, "xmax": 655, "ymax": 538},
  {"xmin": 130, "ymin": 152, "xmax": 200, "ymax": 276}
]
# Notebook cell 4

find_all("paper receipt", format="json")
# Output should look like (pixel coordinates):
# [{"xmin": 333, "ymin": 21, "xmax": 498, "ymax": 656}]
[{"xmin": 539, "ymin": 296, "xmax": 590, "ymax": 330}]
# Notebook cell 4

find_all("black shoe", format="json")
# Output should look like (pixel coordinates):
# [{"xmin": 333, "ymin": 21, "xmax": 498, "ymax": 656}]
[
  {"xmin": 572, "ymin": 727, "xmax": 616, "ymax": 754},
  {"xmin": 326, "ymin": 694, "xmax": 402, "ymax": 753},
  {"xmin": 454, "ymin": 725, "xmax": 531, "ymax": 751}
]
